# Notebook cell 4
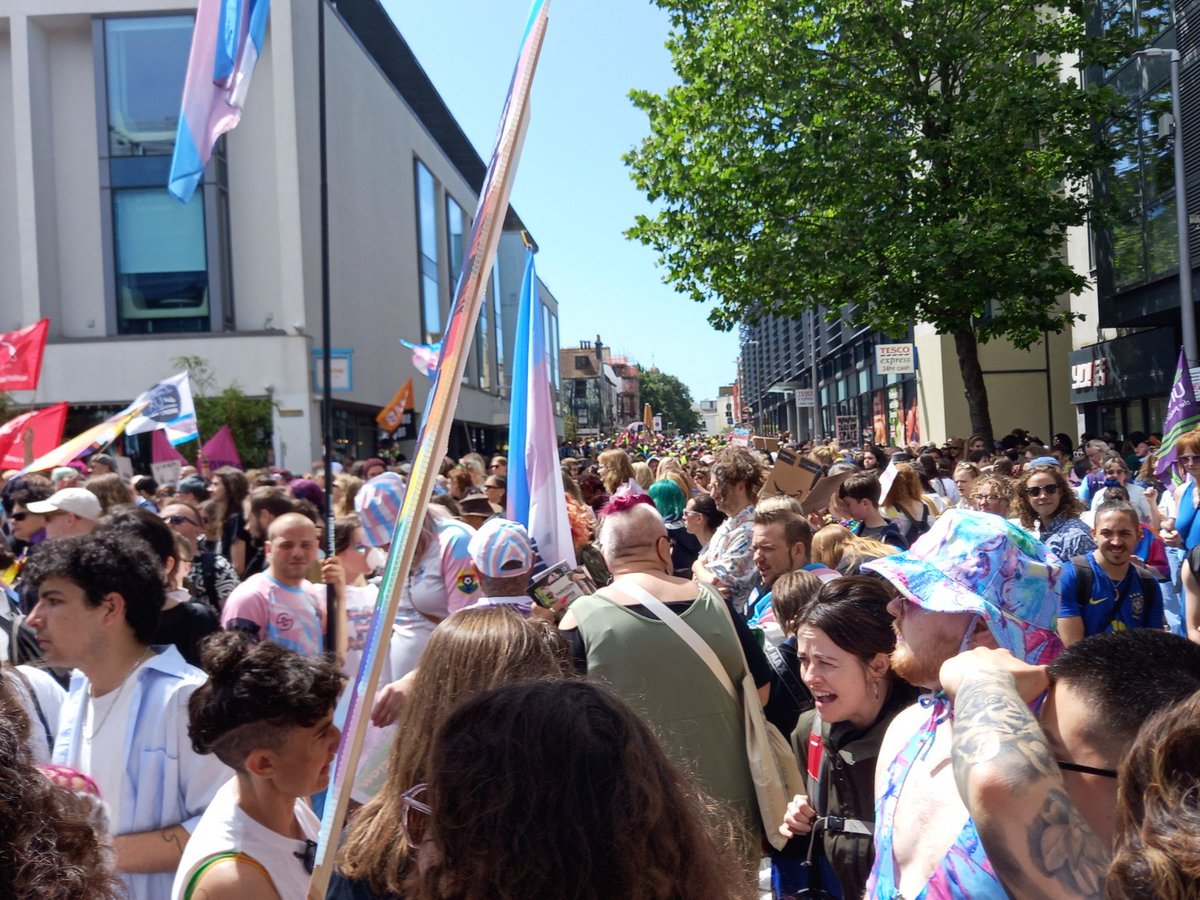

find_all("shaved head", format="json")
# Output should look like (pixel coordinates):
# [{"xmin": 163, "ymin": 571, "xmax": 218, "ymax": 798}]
[
  {"xmin": 599, "ymin": 504, "xmax": 668, "ymax": 563},
  {"xmin": 268, "ymin": 512, "xmax": 317, "ymax": 541}
]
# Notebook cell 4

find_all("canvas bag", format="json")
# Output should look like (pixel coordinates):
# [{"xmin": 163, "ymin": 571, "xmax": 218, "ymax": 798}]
[{"xmin": 621, "ymin": 583, "xmax": 804, "ymax": 851}]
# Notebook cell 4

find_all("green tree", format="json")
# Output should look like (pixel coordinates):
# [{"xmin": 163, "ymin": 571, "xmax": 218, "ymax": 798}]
[
  {"xmin": 626, "ymin": 0, "xmax": 1133, "ymax": 445},
  {"xmin": 173, "ymin": 356, "xmax": 274, "ymax": 469},
  {"xmin": 640, "ymin": 368, "xmax": 704, "ymax": 434}
]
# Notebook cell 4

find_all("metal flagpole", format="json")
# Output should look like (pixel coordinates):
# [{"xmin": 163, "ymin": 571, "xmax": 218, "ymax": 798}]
[{"xmin": 318, "ymin": 0, "xmax": 337, "ymax": 650}]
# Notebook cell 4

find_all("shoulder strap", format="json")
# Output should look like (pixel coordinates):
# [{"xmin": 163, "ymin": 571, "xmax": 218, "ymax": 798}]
[
  {"xmin": 1070, "ymin": 557, "xmax": 1094, "ymax": 606},
  {"xmin": 183, "ymin": 852, "xmax": 274, "ymax": 900},
  {"xmin": 9, "ymin": 668, "xmax": 53, "ymax": 753},
  {"xmin": 807, "ymin": 711, "xmax": 825, "ymax": 811},
  {"xmin": 619, "ymin": 583, "xmax": 738, "ymax": 702}
]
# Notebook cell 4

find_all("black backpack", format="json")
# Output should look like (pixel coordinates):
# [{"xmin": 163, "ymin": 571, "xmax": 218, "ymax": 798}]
[{"xmin": 1069, "ymin": 556, "xmax": 1158, "ymax": 632}]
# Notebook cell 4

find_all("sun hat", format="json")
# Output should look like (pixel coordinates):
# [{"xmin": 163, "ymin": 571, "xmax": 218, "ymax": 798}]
[
  {"xmin": 1027, "ymin": 455, "xmax": 1060, "ymax": 468},
  {"xmin": 26, "ymin": 488, "xmax": 102, "ymax": 522},
  {"xmin": 862, "ymin": 508, "xmax": 1064, "ymax": 666},
  {"xmin": 468, "ymin": 517, "xmax": 534, "ymax": 577},
  {"xmin": 355, "ymin": 473, "xmax": 407, "ymax": 547},
  {"xmin": 460, "ymin": 494, "xmax": 503, "ymax": 519}
]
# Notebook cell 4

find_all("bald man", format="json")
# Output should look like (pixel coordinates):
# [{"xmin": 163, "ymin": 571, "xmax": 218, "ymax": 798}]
[{"xmin": 219, "ymin": 513, "xmax": 344, "ymax": 657}]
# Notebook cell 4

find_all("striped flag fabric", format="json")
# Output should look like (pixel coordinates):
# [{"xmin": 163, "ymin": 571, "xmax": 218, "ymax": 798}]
[
  {"xmin": 168, "ymin": 0, "xmax": 270, "ymax": 202},
  {"xmin": 507, "ymin": 249, "xmax": 576, "ymax": 570},
  {"xmin": 1157, "ymin": 348, "xmax": 1200, "ymax": 480}
]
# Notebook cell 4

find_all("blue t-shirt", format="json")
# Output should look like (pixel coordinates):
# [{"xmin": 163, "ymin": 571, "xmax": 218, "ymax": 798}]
[{"xmin": 1058, "ymin": 553, "xmax": 1165, "ymax": 636}]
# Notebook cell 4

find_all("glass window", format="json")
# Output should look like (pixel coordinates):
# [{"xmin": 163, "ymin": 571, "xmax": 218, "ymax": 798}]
[
  {"xmin": 114, "ymin": 188, "xmax": 209, "ymax": 333},
  {"xmin": 105, "ymin": 18, "xmax": 192, "ymax": 156},
  {"xmin": 1112, "ymin": 216, "xmax": 1145, "ymax": 290},
  {"xmin": 415, "ymin": 160, "xmax": 441, "ymax": 343},
  {"xmin": 1146, "ymin": 198, "xmax": 1178, "ymax": 278},
  {"xmin": 445, "ymin": 197, "xmax": 465, "ymax": 285},
  {"xmin": 1136, "ymin": 0, "xmax": 1172, "ymax": 40}
]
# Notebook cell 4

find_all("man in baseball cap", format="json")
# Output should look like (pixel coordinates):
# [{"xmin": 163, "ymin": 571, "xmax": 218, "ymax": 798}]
[
  {"xmin": 463, "ymin": 517, "xmax": 534, "ymax": 615},
  {"xmin": 27, "ymin": 487, "xmax": 102, "ymax": 540}
]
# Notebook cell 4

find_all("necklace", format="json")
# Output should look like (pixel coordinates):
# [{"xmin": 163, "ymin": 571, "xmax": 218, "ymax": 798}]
[{"xmin": 85, "ymin": 648, "xmax": 151, "ymax": 740}]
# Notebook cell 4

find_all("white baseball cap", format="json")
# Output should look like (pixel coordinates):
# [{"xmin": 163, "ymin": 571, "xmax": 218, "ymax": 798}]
[{"xmin": 26, "ymin": 487, "xmax": 103, "ymax": 522}]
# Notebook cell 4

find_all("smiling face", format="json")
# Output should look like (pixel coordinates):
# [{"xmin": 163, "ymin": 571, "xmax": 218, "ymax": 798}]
[
  {"xmin": 1093, "ymin": 508, "xmax": 1138, "ymax": 569},
  {"xmin": 267, "ymin": 517, "xmax": 319, "ymax": 586},
  {"xmin": 1023, "ymin": 471, "xmax": 1062, "ymax": 522},
  {"xmin": 795, "ymin": 624, "xmax": 885, "ymax": 727}
]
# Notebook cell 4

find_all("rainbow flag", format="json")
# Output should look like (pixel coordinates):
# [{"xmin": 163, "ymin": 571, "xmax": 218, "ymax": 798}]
[{"xmin": 308, "ymin": 2, "xmax": 553, "ymax": 893}]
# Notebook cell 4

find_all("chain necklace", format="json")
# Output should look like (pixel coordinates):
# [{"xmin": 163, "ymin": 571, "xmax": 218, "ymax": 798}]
[{"xmin": 85, "ymin": 648, "xmax": 152, "ymax": 740}]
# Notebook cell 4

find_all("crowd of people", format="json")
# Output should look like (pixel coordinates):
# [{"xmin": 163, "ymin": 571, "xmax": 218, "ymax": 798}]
[{"xmin": 1, "ymin": 425, "xmax": 1198, "ymax": 899}]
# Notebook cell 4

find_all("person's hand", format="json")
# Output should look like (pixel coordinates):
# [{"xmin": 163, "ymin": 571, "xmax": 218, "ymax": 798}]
[
  {"xmin": 528, "ymin": 602, "xmax": 558, "ymax": 626},
  {"xmin": 1144, "ymin": 486, "xmax": 1158, "ymax": 504},
  {"xmin": 780, "ymin": 794, "xmax": 818, "ymax": 837},
  {"xmin": 1162, "ymin": 528, "xmax": 1183, "ymax": 548},
  {"xmin": 939, "ymin": 647, "xmax": 1049, "ymax": 705},
  {"xmin": 321, "ymin": 556, "xmax": 346, "ymax": 591},
  {"xmin": 371, "ymin": 678, "xmax": 410, "ymax": 727}
]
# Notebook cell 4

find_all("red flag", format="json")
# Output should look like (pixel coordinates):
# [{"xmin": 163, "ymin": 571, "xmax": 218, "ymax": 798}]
[
  {"xmin": 0, "ymin": 319, "xmax": 50, "ymax": 392},
  {"xmin": 0, "ymin": 402, "xmax": 69, "ymax": 470}
]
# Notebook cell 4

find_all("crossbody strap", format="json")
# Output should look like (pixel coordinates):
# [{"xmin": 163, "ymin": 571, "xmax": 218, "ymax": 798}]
[{"xmin": 617, "ymin": 583, "xmax": 739, "ymax": 702}]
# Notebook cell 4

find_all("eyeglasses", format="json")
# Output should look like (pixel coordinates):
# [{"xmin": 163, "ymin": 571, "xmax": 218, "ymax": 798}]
[
  {"xmin": 971, "ymin": 494, "xmax": 1007, "ymax": 503},
  {"xmin": 163, "ymin": 514, "xmax": 201, "ymax": 527},
  {"xmin": 1056, "ymin": 759, "xmax": 1118, "ymax": 779},
  {"xmin": 1178, "ymin": 455, "xmax": 1200, "ymax": 465},
  {"xmin": 400, "ymin": 783, "xmax": 432, "ymax": 846},
  {"xmin": 1023, "ymin": 484, "xmax": 1060, "ymax": 498}
]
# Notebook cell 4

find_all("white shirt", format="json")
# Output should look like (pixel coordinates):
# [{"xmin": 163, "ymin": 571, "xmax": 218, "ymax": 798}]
[
  {"xmin": 5, "ymin": 666, "xmax": 66, "ymax": 762},
  {"xmin": 77, "ymin": 656, "xmax": 151, "ymax": 830}
]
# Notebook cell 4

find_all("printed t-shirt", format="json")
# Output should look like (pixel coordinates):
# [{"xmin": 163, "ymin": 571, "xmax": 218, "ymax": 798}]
[
  {"xmin": 1058, "ymin": 553, "xmax": 1165, "ymax": 636},
  {"xmin": 221, "ymin": 573, "xmax": 325, "ymax": 657}
]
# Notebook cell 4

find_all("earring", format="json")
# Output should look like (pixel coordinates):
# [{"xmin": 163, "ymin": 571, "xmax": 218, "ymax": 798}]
[{"xmin": 872, "ymin": 680, "xmax": 880, "ymax": 701}]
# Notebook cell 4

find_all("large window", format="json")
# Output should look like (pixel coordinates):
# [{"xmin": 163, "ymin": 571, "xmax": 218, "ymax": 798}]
[
  {"xmin": 101, "ymin": 16, "xmax": 230, "ymax": 334},
  {"xmin": 415, "ymin": 160, "xmax": 441, "ymax": 344}
]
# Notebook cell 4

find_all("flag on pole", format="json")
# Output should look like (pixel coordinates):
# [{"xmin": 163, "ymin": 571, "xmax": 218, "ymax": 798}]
[
  {"xmin": 309, "ymin": 2, "xmax": 553, "ymax": 893},
  {"xmin": 0, "ymin": 403, "xmax": 69, "ymax": 470},
  {"xmin": 1157, "ymin": 347, "xmax": 1200, "ymax": 480},
  {"xmin": 507, "ymin": 250, "xmax": 576, "ymax": 571},
  {"xmin": 398, "ymin": 339, "xmax": 443, "ymax": 378},
  {"xmin": 126, "ymin": 373, "xmax": 199, "ymax": 446},
  {"xmin": 19, "ymin": 406, "xmax": 145, "ymax": 475},
  {"xmin": 201, "ymin": 424, "xmax": 242, "ymax": 469},
  {"xmin": 168, "ymin": 0, "xmax": 271, "ymax": 202},
  {"xmin": 0, "ymin": 319, "xmax": 50, "ymax": 392}
]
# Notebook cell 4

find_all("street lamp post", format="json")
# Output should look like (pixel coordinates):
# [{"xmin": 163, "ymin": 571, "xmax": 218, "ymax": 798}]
[{"xmin": 1134, "ymin": 48, "xmax": 1197, "ymax": 365}]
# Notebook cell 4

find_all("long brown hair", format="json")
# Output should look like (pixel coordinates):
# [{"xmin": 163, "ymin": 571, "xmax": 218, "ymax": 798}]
[
  {"xmin": 1106, "ymin": 688, "xmax": 1200, "ymax": 899},
  {"xmin": 598, "ymin": 449, "xmax": 635, "ymax": 494},
  {"xmin": 336, "ymin": 609, "xmax": 569, "ymax": 895}
]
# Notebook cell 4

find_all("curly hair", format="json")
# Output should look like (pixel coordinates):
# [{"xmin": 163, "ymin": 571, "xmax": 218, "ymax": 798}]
[
  {"xmin": 1012, "ymin": 464, "xmax": 1085, "ymax": 530},
  {"xmin": 22, "ymin": 532, "xmax": 165, "ymax": 644},
  {"xmin": 0, "ymin": 679, "xmax": 120, "ymax": 899},
  {"xmin": 711, "ymin": 446, "xmax": 765, "ymax": 498},
  {"xmin": 1106, "ymin": 688, "xmax": 1200, "ymax": 899},
  {"xmin": 337, "ymin": 609, "xmax": 570, "ymax": 896},
  {"xmin": 410, "ymin": 680, "xmax": 757, "ymax": 900},
  {"xmin": 188, "ymin": 631, "xmax": 344, "ymax": 771},
  {"xmin": 83, "ymin": 473, "xmax": 134, "ymax": 515}
]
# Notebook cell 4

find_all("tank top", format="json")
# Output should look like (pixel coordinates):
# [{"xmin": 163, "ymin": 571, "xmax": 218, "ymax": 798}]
[
  {"xmin": 866, "ymin": 695, "xmax": 1003, "ymax": 899},
  {"xmin": 171, "ymin": 778, "xmax": 319, "ymax": 900}
]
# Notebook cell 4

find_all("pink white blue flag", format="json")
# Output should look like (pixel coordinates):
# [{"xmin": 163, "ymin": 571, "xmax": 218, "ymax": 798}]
[
  {"xmin": 507, "ymin": 249, "xmax": 575, "ymax": 570},
  {"xmin": 168, "ymin": 0, "xmax": 270, "ymax": 202}
]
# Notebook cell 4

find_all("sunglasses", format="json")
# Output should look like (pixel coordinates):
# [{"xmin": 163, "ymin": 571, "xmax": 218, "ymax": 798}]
[
  {"xmin": 1023, "ymin": 484, "xmax": 1060, "ymax": 498},
  {"xmin": 400, "ymin": 783, "xmax": 432, "ymax": 846},
  {"xmin": 10, "ymin": 512, "xmax": 33, "ymax": 522},
  {"xmin": 1178, "ymin": 455, "xmax": 1200, "ymax": 465},
  {"xmin": 163, "ymin": 514, "xmax": 201, "ymax": 527},
  {"xmin": 1056, "ymin": 759, "xmax": 1118, "ymax": 779}
]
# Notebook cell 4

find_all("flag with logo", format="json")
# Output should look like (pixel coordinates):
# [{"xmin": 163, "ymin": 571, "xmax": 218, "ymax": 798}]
[
  {"xmin": 0, "ymin": 319, "xmax": 50, "ymax": 392},
  {"xmin": 126, "ymin": 372, "xmax": 199, "ymax": 446},
  {"xmin": 1156, "ymin": 348, "xmax": 1200, "ymax": 480},
  {"xmin": 507, "ymin": 249, "xmax": 575, "ymax": 571},
  {"xmin": 0, "ymin": 403, "xmax": 69, "ymax": 470},
  {"xmin": 168, "ymin": 0, "xmax": 270, "ymax": 202}
]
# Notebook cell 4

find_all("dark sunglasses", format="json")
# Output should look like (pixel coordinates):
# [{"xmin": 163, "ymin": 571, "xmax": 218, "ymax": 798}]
[
  {"xmin": 10, "ymin": 512, "xmax": 32, "ymax": 522},
  {"xmin": 294, "ymin": 838, "xmax": 317, "ymax": 874},
  {"xmin": 1178, "ymin": 455, "xmax": 1200, "ymax": 465},
  {"xmin": 163, "ymin": 514, "xmax": 201, "ymax": 527},
  {"xmin": 1023, "ymin": 484, "xmax": 1060, "ymax": 498},
  {"xmin": 1056, "ymin": 759, "xmax": 1117, "ymax": 779}
]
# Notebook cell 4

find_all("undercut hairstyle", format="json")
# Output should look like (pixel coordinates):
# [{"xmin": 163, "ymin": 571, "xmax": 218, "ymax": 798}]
[
  {"xmin": 411, "ymin": 680, "xmax": 757, "ymax": 900},
  {"xmin": 247, "ymin": 485, "xmax": 295, "ymax": 519},
  {"xmin": 22, "ymin": 532, "xmax": 165, "ymax": 644},
  {"xmin": 1012, "ymin": 464, "xmax": 1085, "ymax": 529},
  {"xmin": 1093, "ymin": 500, "xmax": 1138, "ymax": 530},
  {"xmin": 838, "ymin": 471, "xmax": 882, "ymax": 506},
  {"xmin": 1106, "ymin": 687, "xmax": 1200, "ymax": 900},
  {"xmin": 753, "ymin": 498, "xmax": 813, "ymax": 554},
  {"xmin": 98, "ymin": 506, "xmax": 176, "ymax": 572},
  {"xmin": 1048, "ymin": 630, "xmax": 1200, "ymax": 762},
  {"xmin": 711, "ymin": 446, "xmax": 765, "ymax": 497},
  {"xmin": 687, "ymin": 493, "xmax": 726, "ymax": 532},
  {"xmin": 791, "ymin": 576, "xmax": 898, "ymax": 661},
  {"xmin": 188, "ymin": 631, "xmax": 344, "ymax": 772},
  {"xmin": 770, "ymin": 570, "xmax": 824, "ymax": 634}
]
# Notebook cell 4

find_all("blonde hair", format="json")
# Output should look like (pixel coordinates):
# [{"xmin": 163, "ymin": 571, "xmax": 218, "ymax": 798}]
[
  {"xmin": 631, "ymin": 462, "xmax": 654, "ymax": 491},
  {"xmin": 812, "ymin": 523, "xmax": 853, "ymax": 569},
  {"xmin": 333, "ymin": 473, "xmax": 363, "ymax": 518},
  {"xmin": 598, "ymin": 449, "xmax": 635, "ymax": 494}
]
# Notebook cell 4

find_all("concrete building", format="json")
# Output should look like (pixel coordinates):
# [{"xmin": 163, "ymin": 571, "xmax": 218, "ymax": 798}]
[
  {"xmin": 0, "ymin": 0, "xmax": 562, "ymax": 471},
  {"xmin": 693, "ymin": 384, "xmax": 735, "ymax": 436}
]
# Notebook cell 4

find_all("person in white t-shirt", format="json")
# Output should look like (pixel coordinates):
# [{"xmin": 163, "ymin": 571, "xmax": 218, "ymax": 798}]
[{"xmin": 171, "ymin": 631, "xmax": 343, "ymax": 900}]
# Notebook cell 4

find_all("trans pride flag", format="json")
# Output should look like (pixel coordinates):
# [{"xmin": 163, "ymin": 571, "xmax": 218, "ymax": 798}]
[
  {"xmin": 507, "ymin": 250, "xmax": 575, "ymax": 570},
  {"xmin": 168, "ymin": 0, "xmax": 270, "ymax": 202}
]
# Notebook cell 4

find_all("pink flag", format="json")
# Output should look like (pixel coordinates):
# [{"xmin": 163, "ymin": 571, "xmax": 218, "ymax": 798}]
[
  {"xmin": 151, "ymin": 428, "xmax": 188, "ymax": 464},
  {"xmin": 200, "ymin": 424, "xmax": 241, "ymax": 469}
]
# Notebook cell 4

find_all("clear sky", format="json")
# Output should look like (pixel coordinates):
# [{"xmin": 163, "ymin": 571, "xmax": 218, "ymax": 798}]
[{"xmin": 379, "ymin": 0, "xmax": 740, "ymax": 402}]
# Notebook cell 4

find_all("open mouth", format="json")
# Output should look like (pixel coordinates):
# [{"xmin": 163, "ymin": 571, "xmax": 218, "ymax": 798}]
[{"xmin": 813, "ymin": 692, "xmax": 838, "ymax": 706}]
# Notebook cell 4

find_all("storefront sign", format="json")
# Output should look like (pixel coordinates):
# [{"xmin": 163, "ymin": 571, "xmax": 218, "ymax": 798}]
[
  {"xmin": 312, "ymin": 348, "xmax": 353, "ymax": 392},
  {"xmin": 875, "ymin": 343, "xmax": 916, "ymax": 375},
  {"xmin": 1071, "ymin": 358, "xmax": 1108, "ymax": 390},
  {"xmin": 794, "ymin": 388, "xmax": 816, "ymax": 406},
  {"xmin": 835, "ymin": 416, "xmax": 858, "ymax": 447}
]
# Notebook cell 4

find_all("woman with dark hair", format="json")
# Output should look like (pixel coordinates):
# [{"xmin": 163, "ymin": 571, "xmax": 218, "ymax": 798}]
[
  {"xmin": 860, "ymin": 444, "xmax": 886, "ymax": 472},
  {"xmin": 210, "ymin": 467, "xmax": 251, "ymax": 576},
  {"xmin": 778, "ymin": 576, "xmax": 919, "ymax": 899},
  {"xmin": 1013, "ymin": 464, "xmax": 1096, "ymax": 560},
  {"xmin": 0, "ymin": 678, "xmax": 121, "ymax": 899},
  {"xmin": 407, "ymin": 680, "xmax": 758, "ymax": 900},
  {"xmin": 682, "ymin": 493, "xmax": 725, "ymax": 553},
  {"xmin": 332, "ymin": 609, "xmax": 569, "ymax": 899},
  {"xmin": 172, "ymin": 632, "xmax": 344, "ymax": 900}
]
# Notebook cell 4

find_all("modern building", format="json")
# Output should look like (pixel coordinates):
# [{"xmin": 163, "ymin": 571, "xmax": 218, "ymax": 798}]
[
  {"xmin": 0, "ymin": 0, "xmax": 563, "ymax": 471},
  {"xmin": 1067, "ymin": 2, "xmax": 1190, "ymax": 437},
  {"xmin": 692, "ymin": 384, "xmax": 736, "ymax": 436}
]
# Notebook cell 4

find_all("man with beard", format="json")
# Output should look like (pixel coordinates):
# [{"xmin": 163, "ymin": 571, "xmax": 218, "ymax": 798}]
[{"xmin": 859, "ymin": 509, "xmax": 1064, "ymax": 899}]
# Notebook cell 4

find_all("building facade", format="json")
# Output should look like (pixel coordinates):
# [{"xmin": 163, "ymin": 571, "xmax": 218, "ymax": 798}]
[
  {"xmin": 558, "ymin": 337, "xmax": 639, "ymax": 437},
  {"xmin": 0, "ymin": 0, "xmax": 562, "ymax": 471}
]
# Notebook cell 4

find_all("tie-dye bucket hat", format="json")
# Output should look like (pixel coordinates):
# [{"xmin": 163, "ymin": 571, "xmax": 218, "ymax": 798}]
[
  {"xmin": 355, "ymin": 472, "xmax": 407, "ymax": 548},
  {"xmin": 862, "ymin": 509, "xmax": 1064, "ymax": 666}
]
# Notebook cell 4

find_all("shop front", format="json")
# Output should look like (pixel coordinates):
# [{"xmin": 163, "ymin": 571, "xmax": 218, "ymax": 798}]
[{"xmin": 1068, "ymin": 328, "xmax": 1174, "ymax": 438}]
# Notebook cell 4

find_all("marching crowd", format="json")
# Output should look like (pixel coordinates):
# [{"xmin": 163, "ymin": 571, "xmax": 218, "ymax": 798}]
[{"xmin": 0, "ymin": 427, "xmax": 1198, "ymax": 899}]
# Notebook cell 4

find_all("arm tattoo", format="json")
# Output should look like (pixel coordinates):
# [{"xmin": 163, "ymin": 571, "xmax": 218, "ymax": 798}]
[
  {"xmin": 951, "ymin": 670, "xmax": 1056, "ymax": 791},
  {"xmin": 1028, "ymin": 789, "xmax": 1107, "ymax": 898},
  {"xmin": 161, "ymin": 826, "xmax": 184, "ymax": 855}
]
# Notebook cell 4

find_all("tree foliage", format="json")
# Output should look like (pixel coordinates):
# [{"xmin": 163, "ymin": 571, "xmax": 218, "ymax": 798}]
[
  {"xmin": 639, "ymin": 368, "xmax": 704, "ymax": 434},
  {"xmin": 172, "ymin": 356, "xmax": 274, "ymax": 469},
  {"xmin": 626, "ymin": 0, "xmax": 1134, "ymax": 443}
]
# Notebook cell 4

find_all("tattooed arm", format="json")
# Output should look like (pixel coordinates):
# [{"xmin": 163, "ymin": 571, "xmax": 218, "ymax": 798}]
[{"xmin": 940, "ymin": 649, "xmax": 1108, "ymax": 900}]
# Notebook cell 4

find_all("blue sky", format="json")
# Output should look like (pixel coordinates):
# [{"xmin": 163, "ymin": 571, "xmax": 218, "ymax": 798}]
[{"xmin": 379, "ymin": 0, "xmax": 740, "ymax": 402}]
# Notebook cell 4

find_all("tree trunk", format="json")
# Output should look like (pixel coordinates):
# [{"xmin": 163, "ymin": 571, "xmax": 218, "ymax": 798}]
[{"xmin": 952, "ymin": 329, "xmax": 994, "ymax": 448}]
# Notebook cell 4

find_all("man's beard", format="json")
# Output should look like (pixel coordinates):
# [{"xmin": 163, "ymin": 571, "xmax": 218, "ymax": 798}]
[{"xmin": 890, "ymin": 632, "xmax": 962, "ymax": 690}]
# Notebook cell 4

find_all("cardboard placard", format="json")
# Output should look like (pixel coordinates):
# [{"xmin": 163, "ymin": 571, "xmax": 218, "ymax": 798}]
[
  {"xmin": 753, "ymin": 435, "xmax": 780, "ymax": 454},
  {"xmin": 150, "ymin": 459, "xmax": 182, "ymax": 486},
  {"xmin": 761, "ymin": 447, "xmax": 822, "ymax": 500},
  {"xmin": 799, "ymin": 469, "xmax": 854, "ymax": 515}
]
